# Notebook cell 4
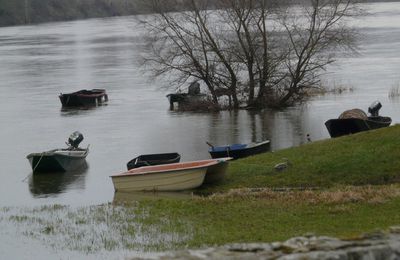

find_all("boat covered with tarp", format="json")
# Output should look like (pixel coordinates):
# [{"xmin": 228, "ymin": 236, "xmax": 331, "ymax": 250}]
[{"xmin": 325, "ymin": 101, "xmax": 391, "ymax": 138}]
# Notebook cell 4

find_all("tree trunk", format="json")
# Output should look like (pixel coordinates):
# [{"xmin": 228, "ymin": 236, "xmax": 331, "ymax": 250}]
[{"xmin": 231, "ymin": 80, "xmax": 239, "ymax": 109}]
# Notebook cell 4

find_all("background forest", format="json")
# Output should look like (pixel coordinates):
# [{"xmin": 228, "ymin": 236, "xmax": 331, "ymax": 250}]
[{"xmin": 0, "ymin": 0, "xmax": 394, "ymax": 27}]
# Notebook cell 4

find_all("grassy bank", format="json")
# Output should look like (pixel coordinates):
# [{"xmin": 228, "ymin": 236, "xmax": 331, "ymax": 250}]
[
  {"xmin": 7, "ymin": 186, "xmax": 400, "ymax": 252},
  {"xmin": 6, "ymin": 125, "xmax": 400, "ymax": 253},
  {"xmin": 135, "ymin": 186, "xmax": 400, "ymax": 247},
  {"xmin": 200, "ymin": 124, "xmax": 400, "ymax": 193}
]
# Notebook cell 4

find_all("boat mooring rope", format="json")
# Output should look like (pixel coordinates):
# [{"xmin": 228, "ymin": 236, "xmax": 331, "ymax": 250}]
[
  {"xmin": 21, "ymin": 174, "xmax": 30, "ymax": 182},
  {"xmin": 22, "ymin": 153, "xmax": 45, "ymax": 182},
  {"xmin": 32, "ymin": 153, "xmax": 44, "ymax": 173}
]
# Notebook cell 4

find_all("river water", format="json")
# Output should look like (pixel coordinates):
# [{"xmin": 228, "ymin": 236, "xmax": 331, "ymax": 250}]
[{"xmin": 0, "ymin": 1, "xmax": 400, "ymax": 257}]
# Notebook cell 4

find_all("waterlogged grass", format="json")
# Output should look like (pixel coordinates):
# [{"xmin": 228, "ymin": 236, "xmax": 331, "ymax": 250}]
[
  {"xmin": 5, "ymin": 203, "xmax": 193, "ymax": 253},
  {"xmin": 4, "ymin": 186, "xmax": 400, "ymax": 253},
  {"xmin": 389, "ymin": 81, "xmax": 400, "ymax": 99}
]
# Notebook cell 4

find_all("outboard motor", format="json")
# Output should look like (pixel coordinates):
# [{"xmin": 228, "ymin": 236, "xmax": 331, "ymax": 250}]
[
  {"xmin": 368, "ymin": 101, "xmax": 382, "ymax": 117},
  {"xmin": 67, "ymin": 131, "xmax": 84, "ymax": 148}
]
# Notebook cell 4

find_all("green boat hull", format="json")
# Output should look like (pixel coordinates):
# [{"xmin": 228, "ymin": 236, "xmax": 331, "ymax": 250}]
[{"xmin": 27, "ymin": 149, "xmax": 88, "ymax": 173}]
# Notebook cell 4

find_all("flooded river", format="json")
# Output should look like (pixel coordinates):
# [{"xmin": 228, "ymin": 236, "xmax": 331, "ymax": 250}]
[{"xmin": 0, "ymin": 1, "xmax": 400, "ymax": 258}]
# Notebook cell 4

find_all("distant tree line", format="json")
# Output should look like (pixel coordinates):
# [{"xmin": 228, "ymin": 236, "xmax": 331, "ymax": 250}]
[
  {"xmin": 0, "ymin": 0, "xmax": 202, "ymax": 26},
  {"xmin": 0, "ymin": 0, "xmax": 396, "ymax": 27},
  {"xmin": 0, "ymin": 0, "xmax": 147, "ymax": 26}
]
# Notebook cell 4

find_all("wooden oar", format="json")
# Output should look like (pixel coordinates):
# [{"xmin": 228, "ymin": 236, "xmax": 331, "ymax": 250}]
[{"xmin": 206, "ymin": 141, "xmax": 214, "ymax": 148}]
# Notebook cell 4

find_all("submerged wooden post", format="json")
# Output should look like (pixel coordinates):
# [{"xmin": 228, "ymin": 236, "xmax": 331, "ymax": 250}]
[{"xmin": 24, "ymin": 0, "xmax": 30, "ymax": 24}]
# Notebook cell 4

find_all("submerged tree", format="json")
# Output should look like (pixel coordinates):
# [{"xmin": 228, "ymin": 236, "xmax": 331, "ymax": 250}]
[{"xmin": 140, "ymin": 0, "xmax": 360, "ymax": 109}]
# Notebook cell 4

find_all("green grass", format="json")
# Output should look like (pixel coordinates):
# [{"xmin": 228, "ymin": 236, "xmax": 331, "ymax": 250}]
[
  {"xmin": 9, "ymin": 186, "xmax": 400, "ymax": 252},
  {"xmin": 199, "ymin": 125, "xmax": 400, "ymax": 193},
  {"xmin": 129, "ymin": 125, "xmax": 400, "ymax": 248},
  {"xmin": 131, "ymin": 186, "xmax": 400, "ymax": 248}
]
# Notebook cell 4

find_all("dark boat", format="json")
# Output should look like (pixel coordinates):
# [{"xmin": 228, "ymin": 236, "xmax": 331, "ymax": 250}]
[
  {"xmin": 325, "ymin": 101, "xmax": 392, "ymax": 138},
  {"xmin": 166, "ymin": 81, "xmax": 207, "ymax": 110},
  {"xmin": 59, "ymin": 89, "xmax": 108, "ymax": 107},
  {"xmin": 208, "ymin": 140, "xmax": 271, "ymax": 160},
  {"xmin": 127, "ymin": 153, "xmax": 181, "ymax": 170},
  {"xmin": 166, "ymin": 93, "xmax": 188, "ymax": 104},
  {"xmin": 27, "ymin": 132, "xmax": 89, "ymax": 173}
]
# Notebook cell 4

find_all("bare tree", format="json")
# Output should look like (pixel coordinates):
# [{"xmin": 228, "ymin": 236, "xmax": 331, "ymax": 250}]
[
  {"xmin": 140, "ymin": 0, "xmax": 360, "ymax": 110},
  {"xmin": 273, "ymin": 0, "xmax": 360, "ymax": 106}
]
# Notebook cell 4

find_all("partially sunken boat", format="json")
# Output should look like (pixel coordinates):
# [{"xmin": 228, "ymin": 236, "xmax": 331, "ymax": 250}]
[
  {"xmin": 325, "ymin": 101, "xmax": 392, "ymax": 138},
  {"xmin": 166, "ymin": 81, "xmax": 206, "ymax": 110},
  {"xmin": 59, "ymin": 89, "xmax": 108, "ymax": 107},
  {"xmin": 27, "ymin": 132, "xmax": 89, "ymax": 173}
]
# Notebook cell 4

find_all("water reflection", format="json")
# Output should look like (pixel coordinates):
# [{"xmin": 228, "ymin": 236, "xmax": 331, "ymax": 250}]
[
  {"xmin": 60, "ymin": 104, "xmax": 108, "ymax": 116},
  {"xmin": 28, "ymin": 163, "xmax": 88, "ymax": 197},
  {"xmin": 204, "ymin": 108, "xmax": 311, "ymax": 151},
  {"xmin": 113, "ymin": 191, "xmax": 195, "ymax": 204}
]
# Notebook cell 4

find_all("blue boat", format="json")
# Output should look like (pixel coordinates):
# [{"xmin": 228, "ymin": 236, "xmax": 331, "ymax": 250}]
[{"xmin": 208, "ymin": 140, "xmax": 270, "ymax": 160}]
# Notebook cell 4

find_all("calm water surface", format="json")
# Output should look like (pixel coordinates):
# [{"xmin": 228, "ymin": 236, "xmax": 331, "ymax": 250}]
[{"xmin": 1, "ymin": 2, "xmax": 400, "ymax": 257}]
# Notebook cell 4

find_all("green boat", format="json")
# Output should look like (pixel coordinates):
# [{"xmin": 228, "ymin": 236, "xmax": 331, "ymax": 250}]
[{"xmin": 27, "ymin": 132, "xmax": 89, "ymax": 173}]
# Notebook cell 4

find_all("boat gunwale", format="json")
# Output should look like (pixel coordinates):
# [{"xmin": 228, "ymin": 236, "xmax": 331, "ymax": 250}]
[
  {"xmin": 27, "ymin": 148, "xmax": 89, "ymax": 159},
  {"xmin": 59, "ymin": 89, "xmax": 107, "ymax": 98},
  {"xmin": 128, "ymin": 152, "xmax": 181, "ymax": 165},
  {"xmin": 210, "ymin": 140, "xmax": 270, "ymax": 152},
  {"xmin": 111, "ymin": 160, "xmax": 219, "ymax": 178},
  {"xmin": 246, "ymin": 140, "xmax": 271, "ymax": 149},
  {"xmin": 188, "ymin": 157, "xmax": 233, "ymax": 164},
  {"xmin": 326, "ymin": 116, "xmax": 392, "ymax": 124}
]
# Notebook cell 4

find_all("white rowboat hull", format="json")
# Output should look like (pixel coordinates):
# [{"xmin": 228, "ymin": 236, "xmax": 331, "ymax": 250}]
[{"xmin": 111, "ymin": 167, "xmax": 207, "ymax": 192}]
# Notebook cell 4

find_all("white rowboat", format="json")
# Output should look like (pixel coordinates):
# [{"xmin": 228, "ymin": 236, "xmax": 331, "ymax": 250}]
[{"xmin": 111, "ymin": 160, "xmax": 220, "ymax": 192}]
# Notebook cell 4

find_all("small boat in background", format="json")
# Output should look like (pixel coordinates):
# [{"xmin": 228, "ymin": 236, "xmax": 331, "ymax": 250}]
[
  {"xmin": 27, "ymin": 132, "xmax": 89, "ymax": 173},
  {"xmin": 127, "ymin": 153, "xmax": 181, "ymax": 170},
  {"xmin": 59, "ymin": 89, "xmax": 108, "ymax": 107},
  {"xmin": 208, "ymin": 140, "xmax": 270, "ymax": 160},
  {"xmin": 111, "ymin": 160, "xmax": 222, "ymax": 192},
  {"xmin": 166, "ymin": 81, "xmax": 206, "ymax": 110},
  {"xmin": 325, "ymin": 101, "xmax": 392, "ymax": 138}
]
